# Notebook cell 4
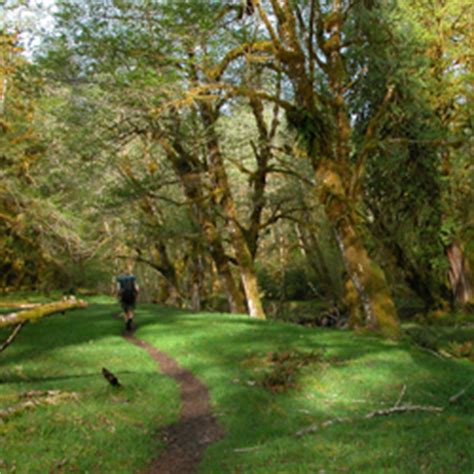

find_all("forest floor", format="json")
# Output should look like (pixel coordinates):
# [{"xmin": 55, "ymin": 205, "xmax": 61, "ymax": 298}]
[{"xmin": 0, "ymin": 296, "xmax": 473, "ymax": 473}]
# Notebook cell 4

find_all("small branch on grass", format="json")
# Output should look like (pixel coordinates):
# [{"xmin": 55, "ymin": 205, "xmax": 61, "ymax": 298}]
[
  {"xmin": 295, "ymin": 417, "xmax": 350, "ymax": 436},
  {"xmin": 395, "ymin": 384, "xmax": 406, "ymax": 407},
  {"xmin": 415, "ymin": 345, "xmax": 447, "ymax": 360},
  {"xmin": 233, "ymin": 446, "xmax": 262, "ymax": 453},
  {"xmin": 295, "ymin": 404, "xmax": 444, "ymax": 437},
  {"xmin": 0, "ymin": 323, "xmax": 25, "ymax": 354},
  {"xmin": 296, "ymin": 385, "xmax": 443, "ymax": 437},
  {"xmin": 449, "ymin": 379, "xmax": 474, "ymax": 404},
  {"xmin": 364, "ymin": 404, "xmax": 443, "ymax": 418}
]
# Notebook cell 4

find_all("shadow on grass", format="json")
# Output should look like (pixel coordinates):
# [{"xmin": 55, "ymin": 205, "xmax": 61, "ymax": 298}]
[
  {"xmin": 0, "ymin": 369, "xmax": 155, "ymax": 385},
  {"xmin": 133, "ymin": 305, "xmax": 474, "ymax": 473},
  {"xmin": 1, "ymin": 302, "xmax": 473, "ymax": 473},
  {"xmin": 0, "ymin": 303, "xmax": 134, "ymax": 366}
]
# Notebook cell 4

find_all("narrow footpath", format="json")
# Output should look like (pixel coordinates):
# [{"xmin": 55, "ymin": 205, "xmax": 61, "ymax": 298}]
[{"xmin": 123, "ymin": 330, "xmax": 225, "ymax": 473}]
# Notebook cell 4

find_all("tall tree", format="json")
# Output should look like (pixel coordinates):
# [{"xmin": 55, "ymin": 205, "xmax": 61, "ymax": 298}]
[{"xmin": 219, "ymin": 0, "xmax": 403, "ymax": 335}]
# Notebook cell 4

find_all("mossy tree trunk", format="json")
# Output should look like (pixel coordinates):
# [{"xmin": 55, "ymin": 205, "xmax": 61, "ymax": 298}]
[
  {"xmin": 198, "ymin": 104, "xmax": 266, "ymax": 319},
  {"xmin": 251, "ymin": 0, "xmax": 400, "ymax": 334},
  {"xmin": 164, "ymin": 139, "xmax": 247, "ymax": 314},
  {"xmin": 316, "ymin": 160, "xmax": 399, "ymax": 337}
]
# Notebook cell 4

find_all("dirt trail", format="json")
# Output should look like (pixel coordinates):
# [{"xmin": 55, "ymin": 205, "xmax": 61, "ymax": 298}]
[{"xmin": 123, "ymin": 330, "xmax": 225, "ymax": 474}]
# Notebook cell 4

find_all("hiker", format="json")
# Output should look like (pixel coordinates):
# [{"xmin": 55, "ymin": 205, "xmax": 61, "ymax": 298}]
[{"xmin": 116, "ymin": 269, "xmax": 140, "ymax": 331}]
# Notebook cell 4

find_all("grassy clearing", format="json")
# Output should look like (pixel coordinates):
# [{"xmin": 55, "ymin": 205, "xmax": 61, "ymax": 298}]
[
  {"xmin": 136, "ymin": 306, "xmax": 474, "ymax": 474},
  {"xmin": 0, "ymin": 297, "xmax": 178, "ymax": 473},
  {"xmin": 1, "ymin": 298, "xmax": 473, "ymax": 473}
]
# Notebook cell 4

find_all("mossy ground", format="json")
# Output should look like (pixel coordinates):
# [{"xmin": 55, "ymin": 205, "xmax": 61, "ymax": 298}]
[{"xmin": 1, "ymin": 296, "xmax": 473, "ymax": 473}]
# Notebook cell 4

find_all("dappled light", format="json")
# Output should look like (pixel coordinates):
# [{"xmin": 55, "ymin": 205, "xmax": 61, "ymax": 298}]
[{"xmin": 1, "ymin": 0, "xmax": 473, "ymax": 472}]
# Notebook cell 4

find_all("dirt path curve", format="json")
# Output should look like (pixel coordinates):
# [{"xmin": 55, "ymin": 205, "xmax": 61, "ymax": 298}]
[{"xmin": 123, "ymin": 330, "xmax": 225, "ymax": 474}]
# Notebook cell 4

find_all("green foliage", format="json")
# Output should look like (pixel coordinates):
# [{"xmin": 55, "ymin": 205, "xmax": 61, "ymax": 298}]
[{"xmin": 2, "ymin": 0, "xmax": 473, "ymax": 318}]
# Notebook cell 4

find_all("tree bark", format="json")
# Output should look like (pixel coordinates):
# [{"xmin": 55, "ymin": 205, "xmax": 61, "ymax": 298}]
[
  {"xmin": 166, "ymin": 143, "xmax": 247, "ymax": 314},
  {"xmin": 317, "ymin": 161, "xmax": 399, "ymax": 337}
]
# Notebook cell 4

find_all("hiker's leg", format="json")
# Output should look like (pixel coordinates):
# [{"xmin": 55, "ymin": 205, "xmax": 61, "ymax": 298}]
[{"xmin": 124, "ymin": 308, "xmax": 134, "ymax": 331}]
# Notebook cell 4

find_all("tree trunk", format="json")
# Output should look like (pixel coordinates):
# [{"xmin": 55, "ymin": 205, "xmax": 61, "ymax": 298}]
[
  {"xmin": 167, "ymin": 147, "xmax": 247, "ymax": 314},
  {"xmin": 317, "ymin": 161, "xmax": 399, "ymax": 337},
  {"xmin": 190, "ymin": 242, "xmax": 205, "ymax": 312},
  {"xmin": 447, "ymin": 242, "xmax": 473, "ymax": 306},
  {"xmin": 199, "ymin": 105, "xmax": 265, "ymax": 319}
]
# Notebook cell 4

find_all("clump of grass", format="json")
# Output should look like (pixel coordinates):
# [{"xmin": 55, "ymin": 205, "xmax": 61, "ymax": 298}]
[{"xmin": 244, "ymin": 349, "xmax": 326, "ymax": 393}]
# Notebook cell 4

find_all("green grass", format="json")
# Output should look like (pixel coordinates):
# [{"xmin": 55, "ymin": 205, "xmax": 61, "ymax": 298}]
[
  {"xmin": 0, "ymin": 298, "xmax": 179, "ymax": 473},
  {"xmin": 1, "ymin": 299, "xmax": 473, "ymax": 473}
]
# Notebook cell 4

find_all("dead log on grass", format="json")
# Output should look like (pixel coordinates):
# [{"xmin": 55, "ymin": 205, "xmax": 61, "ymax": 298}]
[
  {"xmin": 0, "ymin": 299, "xmax": 88, "ymax": 355},
  {"xmin": 0, "ymin": 302, "xmax": 41, "ymax": 309},
  {"xmin": 0, "ymin": 299, "xmax": 88, "ymax": 329}
]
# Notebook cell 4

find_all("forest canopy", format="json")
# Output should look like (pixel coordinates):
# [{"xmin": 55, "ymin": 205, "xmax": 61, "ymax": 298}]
[{"xmin": 1, "ymin": 0, "xmax": 473, "ymax": 336}]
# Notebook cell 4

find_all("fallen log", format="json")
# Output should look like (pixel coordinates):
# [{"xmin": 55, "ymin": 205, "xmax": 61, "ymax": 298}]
[
  {"xmin": 0, "ymin": 302, "xmax": 41, "ymax": 309},
  {"xmin": 0, "ymin": 299, "xmax": 88, "ymax": 329}
]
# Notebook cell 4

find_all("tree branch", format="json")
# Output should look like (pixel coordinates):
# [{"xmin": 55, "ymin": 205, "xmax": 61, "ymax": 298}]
[{"xmin": 0, "ymin": 323, "xmax": 25, "ymax": 354}]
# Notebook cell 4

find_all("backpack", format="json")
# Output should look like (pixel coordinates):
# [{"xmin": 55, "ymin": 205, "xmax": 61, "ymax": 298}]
[{"xmin": 117, "ymin": 275, "xmax": 137, "ymax": 301}]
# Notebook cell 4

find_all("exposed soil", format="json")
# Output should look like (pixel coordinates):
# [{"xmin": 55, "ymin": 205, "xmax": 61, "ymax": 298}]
[{"xmin": 123, "ymin": 328, "xmax": 225, "ymax": 474}]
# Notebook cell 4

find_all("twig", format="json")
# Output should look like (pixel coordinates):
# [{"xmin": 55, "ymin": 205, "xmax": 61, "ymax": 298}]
[
  {"xmin": 0, "ymin": 323, "xmax": 25, "ymax": 354},
  {"xmin": 416, "ymin": 345, "xmax": 446, "ymax": 360},
  {"xmin": 296, "ymin": 417, "xmax": 349, "ymax": 436},
  {"xmin": 296, "ymin": 384, "xmax": 444, "ymax": 439},
  {"xmin": 449, "ymin": 379, "xmax": 474, "ymax": 404},
  {"xmin": 364, "ymin": 404, "xmax": 443, "ymax": 419},
  {"xmin": 395, "ymin": 384, "xmax": 406, "ymax": 407},
  {"xmin": 296, "ymin": 404, "xmax": 444, "ymax": 437},
  {"xmin": 234, "ymin": 446, "xmax": 261, "ymax": 453}
]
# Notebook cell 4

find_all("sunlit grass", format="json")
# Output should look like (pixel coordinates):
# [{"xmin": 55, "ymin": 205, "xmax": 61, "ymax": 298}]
[
  {"xmin": 1, "ymin": 299, "xmax": 473, "ymax": 473},
  {"xmin": 135, "ymin": 306, "xmax": 474, "ymax": 474},
  {"xmin": 0, "ymin": 300, "xmax": 179, "ymax": 473}
]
